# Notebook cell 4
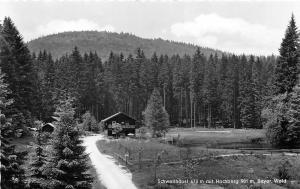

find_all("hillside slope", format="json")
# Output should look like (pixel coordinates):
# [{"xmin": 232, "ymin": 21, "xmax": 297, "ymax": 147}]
[{"xmin": 27, "ymin": 31, "xmax": 223, "ymax": 60}]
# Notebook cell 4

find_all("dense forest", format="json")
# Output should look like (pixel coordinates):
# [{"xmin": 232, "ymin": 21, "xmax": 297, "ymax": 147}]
[
  {"xmin": 43, "ymin": 46, "xmax": 276, "ymax": 129},
  {"xmin": 27, "ymin": 31, "xmax": 223, "ymax": 60},
  {"xmin": 1, "ymin": 17, "xmax": 278, "ymax": 131}
]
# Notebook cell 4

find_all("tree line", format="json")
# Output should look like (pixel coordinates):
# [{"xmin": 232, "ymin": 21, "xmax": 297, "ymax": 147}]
[
  {"xmin": 30, "ymin": 38, "xmax": 276, "ymax": 130},
  {"xmin": 54, "ymin": 46, "xmax": 275, "ymax": 129},
  {"xmin": 0, "ymin": 15, "xmax": 299, "ymax": 136},
  {"xmin": 0, "ymin": 16, "xmax": 278, "ymax": 132}
]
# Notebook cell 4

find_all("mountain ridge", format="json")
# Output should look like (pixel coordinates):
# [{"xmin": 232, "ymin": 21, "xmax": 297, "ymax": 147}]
[{"xmin": 27, "ymin": 31, "xmax": 223, "ymax": 60}]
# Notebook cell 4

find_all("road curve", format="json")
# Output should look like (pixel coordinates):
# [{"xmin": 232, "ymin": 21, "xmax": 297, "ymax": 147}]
[{"xmin": 82, "ymin": 134, "xmax": 138, "ymax": 189}]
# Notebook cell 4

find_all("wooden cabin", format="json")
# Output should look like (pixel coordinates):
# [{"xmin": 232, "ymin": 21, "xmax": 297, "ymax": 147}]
[
  {"xmin": 101, "ymin": 112, "xmax": 136, "ymax": 137},
  {"xmin": 41, "ymin": 123, "xmax": 55, "ymax": 133}
]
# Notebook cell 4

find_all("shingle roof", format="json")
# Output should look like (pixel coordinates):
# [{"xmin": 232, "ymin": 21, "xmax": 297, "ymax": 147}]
[
  {"xmin": 43, "ymin": 123, "xmax": 55, "ymax": 128},
  {"xmin": 101, "ymin": 112, "xmax": 136, "ymax": 123}
]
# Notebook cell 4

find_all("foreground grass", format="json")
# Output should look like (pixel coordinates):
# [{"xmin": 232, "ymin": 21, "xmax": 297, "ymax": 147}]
[
  {"xmin": 97, "ymin": 136, "xmax": 300, "ymax": 189},
  {"xmin": 97, "ymin": 138, "xmax": 238, "ymax": 165}
]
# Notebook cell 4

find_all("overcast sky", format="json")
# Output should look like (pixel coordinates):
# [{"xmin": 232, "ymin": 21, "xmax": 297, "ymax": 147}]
[{"xmin": 1, "ymin": 1, "xmax": 300, "ymax": 55}]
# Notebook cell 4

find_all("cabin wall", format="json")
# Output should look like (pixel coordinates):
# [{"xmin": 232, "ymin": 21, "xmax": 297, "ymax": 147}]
[{"xmin": 102, "ymin": 113, "xmax": 136, "ymax": 137}]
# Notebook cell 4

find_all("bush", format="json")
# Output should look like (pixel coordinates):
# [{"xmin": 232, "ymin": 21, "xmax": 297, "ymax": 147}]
[
  {"xmin": 278, "ymin": 160, "xmax": 292, "ymax": 180},
  {"xmin": 137, "ymin": 126, "xmax": 148, "ymax": 139},
  {"xmin": 81, "ymin": 111, "xmax": 99, "ymax": 132},
  {"xmin": 263, "ymin": 91, "xmax": 300, "ymax": 148}
]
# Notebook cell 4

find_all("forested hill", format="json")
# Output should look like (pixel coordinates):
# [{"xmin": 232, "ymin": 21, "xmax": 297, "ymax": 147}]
[{"xmin": 27, "ymin": 31, "xmax": 223, "ymax": 60}]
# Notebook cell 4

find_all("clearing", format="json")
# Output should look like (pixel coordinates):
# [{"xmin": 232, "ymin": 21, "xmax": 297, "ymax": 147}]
[{"xmin": 96, "ymin": 128, "xmax": 300, "ymax": 189}]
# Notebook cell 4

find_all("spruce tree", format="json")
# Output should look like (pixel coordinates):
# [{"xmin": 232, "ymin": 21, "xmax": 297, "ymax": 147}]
[
  {"xmin": 203, "ymin": 54, "xmax": 218, "ymax": 128},
  {"xmin": 219, "ymin": 54, "xmax": 232, "ymax": 127},
  {"xmin": 158, "ymin": 55, "xmax": 175, "ymax": 122},
  {"xmin": 32, "ymin": 51, "xmax": 56, "ymax": 122},
  {"xmin": 265, "ymin": 79, "xmax": 300, "ymax": 148},
  {"xmin": 232, "ymin": 55, "xmax": 241, "ymax": 129},
  {"xmin": 190, "ymin": 48, "xmax": 206, "ymax": 128},
  {"xmin": 239, "ymin": 56, "xmax": 261, "ymax": 128},
  {"xmin": 285, "ymin": 78, "xmax": 300, "ymax": 147},
  {"xmin": 140, "ymin": 52, "xmax": 157, "ymax": 106},
  {"xmin": 27, "ymin": 121, "xmax": 48, "ymax": 189},
  {"xmin": 0, "ymin": 68, "xmax": 27, "ymax": 189},
  {"xmin": 172, "ymin": 55, "xmax": 184, "ymax": 125},
  {"xmin": 265, "ymin": 14, "xmax": 300, "ymax": 147},
  {"xmin": 48, "ymin": 98, "xmax": 93, "ymax": 189},
  {"xmin": 143, "ymin": 88, "xmax": 170, "ymax": 137},
  {"xmin": 0, "ymin": 17, "xmax": 37, "ymax": 129},
  {"xmin": 274, "ymin": 14, "xmax": 299, "ymax": 94}
]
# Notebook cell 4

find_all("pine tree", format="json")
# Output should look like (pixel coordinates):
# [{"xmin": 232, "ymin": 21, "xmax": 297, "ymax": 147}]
[
  {"xmin": 0, "ymin": 68, "xmax": 27, "ymax": 189},
  {"xmin": 33, "ymin": 51, "xmax": 56, "ymax": 122},
  {"xmin": 219, "ymin": 54, "xmax": 233, "ymax": 127},
  {"xmin": 104, "ymin": 52, "xmax": 124, "ymax": 113},
  {"xmin": 252, "ymin": 58, "xmax": 263, "ymax": 128},
  {"xmin": 181, "ymin": 54, "xmax": 193, "ymax": 125},
  {"xmin": 274, "ymin": 14, "xmax": 300, "ymax": 94},
  {"xmin": 265, "ymin": 81, "xmax": 300, "ymax": 148},
  {"xmin": 265, "ymin": 14, "xmax": 300, "ymax": 147},
  {"xmin": 140, "ymin": 52, "xmax": 157, "ymax": 106},
  {"xmin": 239, "ymin": 56, "xmax": 261, "ymax": 128},
  {"xmin": 28, "ymin": 121, "xmax": 48, "ymax": 189},
  {"xmin": 69, "ymin": 47, "xmax": 84, "ymax": 116},
  {"xmin": 172, "ymin": 54, "xmax": 184, "ymax": 125},
  {"xmin": 131, "ymin": 48, "xmax": 145, "ymax": 119},
  {"xmin": 232, "ymin": 55, "xmax": 241, "ymax": 128},
  {"xmin": 190, "ymin": 48, "xmax": 206, "ymax": 128},
  {"xmin": 48, "ymin": 98, "xmax": 93, "ymax": 189},
  {"xmin": 0, "ymin": 17, "xmax": 37, "ymax": 129},
  {"xmin": 285, "ymin": 78, "xmax": 300, "ymax": 147},
  {"xmin": 143, "ymin": 88, "xmax": 170, "ymax": 137},
  {"xmin": 203, "ymin": 54, "xmax": 218, "ymax": 128},
  {"xmin": 158, "ymin": 55, "xmax": 175, "ymax": 122}
]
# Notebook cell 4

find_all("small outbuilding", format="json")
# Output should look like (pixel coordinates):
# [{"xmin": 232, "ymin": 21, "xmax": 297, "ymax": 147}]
[
  {"xmin": 42, "ymin": 123, "xmax": 55, "ymax": 133},
  {"xmin": 101, "ymin": 112, "xmax": 136, "ymax": 137}
]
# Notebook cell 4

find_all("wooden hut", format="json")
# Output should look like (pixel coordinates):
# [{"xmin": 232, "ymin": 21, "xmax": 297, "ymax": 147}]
[
  {"xmin": 41, "ymin": 123, "xmax": 55, "ymax": 133},
  {"xmin": 101, "ymin": 112, "xmax": 136, "ymax": 137}
]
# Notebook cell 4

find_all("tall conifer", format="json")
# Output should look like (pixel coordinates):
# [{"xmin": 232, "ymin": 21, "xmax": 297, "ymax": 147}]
[{"xmin": 274, "ymin": 14, "xmax": 299, "ymax": 94}]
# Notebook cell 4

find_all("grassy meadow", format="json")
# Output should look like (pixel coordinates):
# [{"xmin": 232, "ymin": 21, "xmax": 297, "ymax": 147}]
[
  {"xmin": 96, "ymin": 128, "xmax": 300, "ymax": 189},
  {"xmin": 166, "ymin": 128, "xmax": 268, "ymax": 148}
]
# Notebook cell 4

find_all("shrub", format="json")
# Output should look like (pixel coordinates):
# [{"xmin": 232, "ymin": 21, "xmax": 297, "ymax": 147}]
[
  {"xmin": 278, "ymin": 160, "xmax": 292, "ymax": 180},
  {"xmin": 81, "ymin": 111, "xmax": 99, "ymax": 132},
  {"xmin": 264, "ymin": 89, "xmax": 300, "ymax": 148},
  {"xmin": 137, "ymin": 126, "xmax": 148, "ymax": 139}
]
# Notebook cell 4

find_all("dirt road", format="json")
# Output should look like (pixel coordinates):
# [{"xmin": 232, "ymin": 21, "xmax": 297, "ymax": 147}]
[{"xmin": 83, "ymin": 134, "xmax": 138, "ymax": 189}]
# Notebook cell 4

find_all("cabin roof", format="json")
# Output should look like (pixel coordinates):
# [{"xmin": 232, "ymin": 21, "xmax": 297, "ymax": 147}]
[
  {"xmin": 51, "ymin": 116, "xmax": 60, "ymax": 121},
  {"xmin": 43, "ymin": 123, "xmax": 55, "ymax": 128},
  {"xmin": 101, "ymin": 112, "xmax": 136, "ymax": 123}
]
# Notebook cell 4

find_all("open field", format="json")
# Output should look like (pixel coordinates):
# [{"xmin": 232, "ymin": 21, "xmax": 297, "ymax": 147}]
[
  {"xmin": 96, "ymin": 138, "xmax": 240, "ymax": 166},
  {"xmin": 166, "ymin": 128, "xmax": 268, "ymax": 148},
  {"xmin": 96, "ymin": 128, "xmax": 300, "ymax": 189},
  {"xmin": 137, "ymin": 154, "xmax": 300, "ymax": 189}
]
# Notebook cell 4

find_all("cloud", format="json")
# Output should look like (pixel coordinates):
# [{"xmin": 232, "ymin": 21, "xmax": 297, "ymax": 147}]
[
  {"xmin": 26, "ymin": 19, "xmax": 115, "ymax": 40},
  {"xmin": 170, "ymin": 13, "xmax": 283, "ymax": 55}
]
